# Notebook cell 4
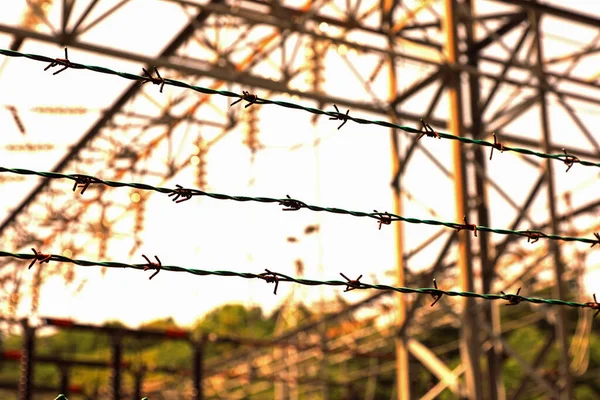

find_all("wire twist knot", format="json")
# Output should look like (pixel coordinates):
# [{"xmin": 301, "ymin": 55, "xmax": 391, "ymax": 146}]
[
  {"xmin": 428, "ymin": 278, "xmax": 443, "ymax": 307},
  {"xmin": 168, "ymin": 184, "xmax": 194, "ymax": 203},
  {"xmin": 329, "ymin": 104, "xmax": 350, "ymax": 130},
  {"xmin": 559, "ymin": 148, "xmax": 579, "ymax": 172},
  {"xmin": 279, "ymin": 194, "xmax": 305, "ymax": 211},
  {"xmin": 44, "ymin": 48, "xmax": 73, "ymax": 75},
  {"xmin": 455, "ymin": 216, "xmax": 477, "ymax": 237},
  {"xmin": 29, "ymin": 248, "xmax": 51, "ymax": 269},
  {"xmin": 501, "ymin": 287, "xmax": 522, "ymax": 306},
  {"xmin": 141, "ymin": 254, "xmax": 161, "ymax": 280},
  {"xmin": 524, "ymin": 230, "xmax": 546, "ymax": 244},
  {"xmin": 259, "ymin": 269, "xmax": 279, "ymax": 295},
  {"xmin": 230, "ymin": 91, "xmax": 257, "ymax": 108},
  {"xmin": 585, "ymin": 294, "xmax": 600, "ymax": 318},
  {"xmin": 340, "ymin": 273, "xmax": 363, "ymax": 292},
  {"xmin": 373, "ymin": 210, "xmax": 392, "ymax": 230},
  {"xmin": 72, "ymin": 175, "xmax": 95, "ymax": 195},
  {"xmin": 141, "ymin": 67, "xmax": 166, "ymax": 93},
  {"xmin": 591, "ymin": 233, "xmax": 600, "ymax": 248},
  {"xmin": 489, "ymin": 133, "xmax": 504, "ymax": 160},
  {"xmin": 417, "ymin": 119, "xmax": 440, "ymax": 140}
]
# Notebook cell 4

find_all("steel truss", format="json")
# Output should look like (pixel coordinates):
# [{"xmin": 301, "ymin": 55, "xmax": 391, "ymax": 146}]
[{"xmin": 0, "ymin": 0, "xmax": 599, "ymax": 399}]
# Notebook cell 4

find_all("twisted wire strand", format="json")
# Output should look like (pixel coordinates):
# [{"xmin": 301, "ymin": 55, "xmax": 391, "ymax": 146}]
[
  {"xmin": 0, "ymin": 48, "xmax": 597, "ymax": 170},
  {"xmin": 1, "ymin": 166, "xmax": 598, "ymax": 246},
  {"xmin": 1, "ymin": 250, "xmax": 596, "ymax": 312}
]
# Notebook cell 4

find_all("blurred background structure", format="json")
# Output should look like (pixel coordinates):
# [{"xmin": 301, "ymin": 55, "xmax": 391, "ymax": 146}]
[{"xmin": 1, "ymin": 0, "xmax": 600, "ymax": 399}]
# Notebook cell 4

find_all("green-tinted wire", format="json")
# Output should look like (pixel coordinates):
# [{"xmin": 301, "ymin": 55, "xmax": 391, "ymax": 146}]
[
  {"xmin": 1, "ymin": 250, "xmax": 597, "ymax": 312},
  {"xmin": 0, "ymin": 48, "xmax": 596, "ymax": 170},
  {"xmin": 0, "ymin": 166, "xmax": 599, "ymax": 245}
]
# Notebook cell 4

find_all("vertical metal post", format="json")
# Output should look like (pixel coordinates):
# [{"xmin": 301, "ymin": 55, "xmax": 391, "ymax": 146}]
[
  {"xmin": 530, "ymin": 7, "xmax": 572, "ymax": 399},
  {"xmin": 60, "ymin": 365, "xmax": 70, "ymax": 397},
  {"xmin": 384, "ymin": 0, "xmax": 410, "ymax": 398},
  {"xmin": 193, "ymin": 339, "xmax": 204, "ymax": 400},
  {"xmin": 133, "ymin": 369, "xmax": 144, "ymax": 400},
  {"xmin": 443, "ymin": 0, "xmax": 483, "ymax": 398},
  {"xmin": 464, "ymin": 1, "xmax": 504, "ymax": 398},
  {"xmin": 111, "ymin": 335, "xmax": 122, "ymax": 400},
  {"xmin": 19, "ymin": 319, "xmax": 34, "ymax": 400}
]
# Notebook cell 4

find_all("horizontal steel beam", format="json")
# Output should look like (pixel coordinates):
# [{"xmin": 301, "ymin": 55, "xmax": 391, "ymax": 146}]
[{"xmin": 493, "ymin": 0, "xmax": 600, "ymax": 28}]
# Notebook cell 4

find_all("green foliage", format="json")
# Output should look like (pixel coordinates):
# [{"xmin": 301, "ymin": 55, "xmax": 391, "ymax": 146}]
[{"xmin": 0, "ymin": 298, "xmax": 598, "ymax": 399}]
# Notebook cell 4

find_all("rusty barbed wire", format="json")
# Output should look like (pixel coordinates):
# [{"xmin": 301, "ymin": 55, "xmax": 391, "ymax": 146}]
[
  {"xmin": 1, "ymin": 166, "xmax": 599, "ymax": 246},
  {"xmin": 2, "ymin": 250, "xmax": 599, "ymax": 316},
  {"xmin": 1, "ymin": 48, "xmax": 598, "ymax": 170}
]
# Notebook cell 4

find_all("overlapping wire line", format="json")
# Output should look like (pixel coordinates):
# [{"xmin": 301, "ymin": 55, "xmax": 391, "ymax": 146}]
[
  {"xmin": 0, "ymin": 48, "xmax": 597, "ymax": 171},
  {"xmin": 1, "ymin": 166, "xmax": 599, "ymax": 246},
  {"xmin": 2, "ymin": 249, "xmax": 599, "ymax": 314}
]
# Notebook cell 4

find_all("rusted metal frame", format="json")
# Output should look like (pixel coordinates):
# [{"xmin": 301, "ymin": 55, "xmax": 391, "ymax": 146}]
[
  {"xmin": 161, "ymin": 0, "xmax": 600, "ymax": 96},
  {"xmin": 69, "ymin": 0, "xmax": 99, "ymax": 36},
  {"xmin": 470, "ymin": 157, "xmax": 537, "ymax": 228},
  {"xmin": 480, "ymin": 27, "xmax": 530, "ymax": 113},
  {"xmin": 479, "ymin": 320, "xmax": 560, "ymax": 397},
  {"xmin": 553, "ymin": 94, "xmax": 600, "ymax": 153},
  {"xmin": 74, "ymin": 0, "xmax": 131, "ymax": 37},
  {"xmin": 467, "ymin": 11, "xmax": 527, "ymax": 54},
  {"xmin": 61, "ymin": 0, "xmax": 75, "ymax": 38},
  {"xmin": 509, "ymin": 331, "xmax": 556, "ymax": 400},
  {"xmin": 486, "ymin": 94, "xmax": 540, "ymax": 133},
  {"xmin": 491, "ymin": 172, "xmax": 546, "ymax": 267},
  {"xmin": 464, "ymin": 1, "xmax": 504, "ymax": 396},
  {"xmin": 392, "ymin": 75, "xmax": 447, "ymax": 185},
  {"xmin": 391, "ymin": 70, "xmax": 442, "ymax": 108},
  {"xmin": 494, "ymin": 0, "xmax": 600, "ymax": 28},
  {"xmin": 531, "ymin": 8, "xmax": 572, "ymax": 397},
  {"xmin": 0, "ymin": 1, "xmax": 224, "ymax": 235}
]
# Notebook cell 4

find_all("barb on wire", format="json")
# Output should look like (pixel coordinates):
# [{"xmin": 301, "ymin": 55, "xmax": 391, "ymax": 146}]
[
  {"xmin": 455, "ymin": 215, "xmax": 477, "ymax": 237},
  {"xmin": 141, "ymin": 67, "xmax": 165, "ymax": 93},
  {"xmin": 279, "ymin": 194, "xmax": 305, "ymax": 211},
  {"xmin": 72, "ymin": 175, "xmax": 96, "ymax": 195},
  {"xmin": 329, "ymin": 104, "xmax": 350, "ymax": 130},
  {"xmin": 1, "ymin": 166, "xmax": 600, "ymax": 246},
  {"xmin": 524, "ymin": 230, "xmax": 546, "ymax": 244},
  {"xmin": 373, "ymin": 210, "xmax": 392, "ymax": 230},
  {"xmin": 168, "ymin": 184, "xmax": 193, "ymax": 203},
  {"xmin": 417, "ymin": 119, "xmax": 440, "ymax": 140},
  {"xmin": 591, "ymin": 233, "xmax": 600, "ymax": 248},
  {"xmin": 501, "ymin": 288, "xmax": 523, "ymax": 306},
  {"xmin": 429, "ymin": 278, "xmax": 443, "ymax": 307},
  {"xmin": 4, "ymin": 47, "xmax": 600, "ymax": 171},
  {"xmin": 489, "ymin": 133, "xmax": 504, "ymax": 160},
  {"xmin": 230, "ymin": 90, "xmax": 257, "ymax": 108},
  {"xmin": 3, "ymin": 250, "xmax": 600, "ymax": 315},
  {"xmin": 340, "ymin": 273, "xmax": 363, "ymax": 292},
  {"xmin": 585, "ymin": 294, "xmax": 600, "ymax": 318},
  {"xmin": 559, "ymin": 148, "xmax": 580, "ymax": 172},
  {"xmin": 43, "ymin": 48, "xmax": 73, "ymax": 75},
  {"xmin": 29, "ymin": 248, "xmax": 51, "ymax": 269},
  {"xmin": 259, "ymin": 269, "xmax": 279, "ymax": 295},
  {"xmin": 142, "ymin": 254, "xmax": 161, "ymax": 280}
]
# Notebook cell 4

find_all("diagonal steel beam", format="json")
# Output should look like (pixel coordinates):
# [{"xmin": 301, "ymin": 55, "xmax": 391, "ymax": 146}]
[
  {"xmin": 510, "ymin": 331, "xmax": 556, "ymax": 400},
  {"xmin": 391, "ymin": 70, "xmax": 441, "ymax": 108},
  {"xmin": 468, "ymin": 11, "xmax": 527, "ymax": 54},
  {"xmin": 0, "ymin": 1, "xmax": 223, "ymax": 235}
]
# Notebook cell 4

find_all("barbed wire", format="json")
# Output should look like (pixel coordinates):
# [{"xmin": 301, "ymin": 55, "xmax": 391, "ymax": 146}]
[
  {"xmin": 3, "ymin": 250, "xmax": 599, "ymax": 315},
  {"xmin": 0, "ymin": 48, "xmax": 597, "ymax": 171},
  {"xmin": 1, "ymin": 166, "xmax": 599, "ymax": 246}
]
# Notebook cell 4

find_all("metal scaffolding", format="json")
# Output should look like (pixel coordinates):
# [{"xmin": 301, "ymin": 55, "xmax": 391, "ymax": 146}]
[{"xmin": 1, "ymin": 0, "xmax": 600, "ymax": 399}]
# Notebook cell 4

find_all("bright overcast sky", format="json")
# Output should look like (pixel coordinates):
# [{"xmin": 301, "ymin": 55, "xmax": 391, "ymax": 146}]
[{"xmin": 1, "ymin": 0, "xmax": 600, "ymax": 328}]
